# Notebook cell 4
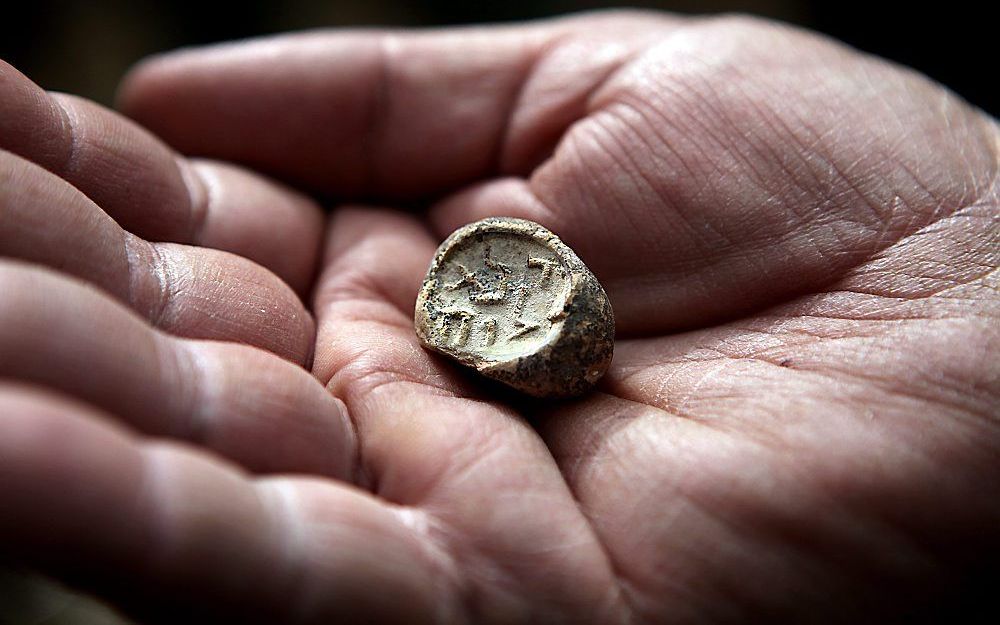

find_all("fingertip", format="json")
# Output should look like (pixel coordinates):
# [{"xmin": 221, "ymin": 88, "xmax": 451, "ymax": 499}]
[
  {"xmin": 116, "ymin": 46, "xmax": 240, "ymax": 157},
  {"xmin": 135, "ymin": 243, "xmax": 316, "ymax": 365},
  {"xmin": 176, "ymin": 340, "xmax": 358, "ymax": 480},
  {"xmin": 115, "ymin": 52, "xmax": 176, "ymax": 119},
  {"xmin": 186, "ymin": 159, "xmax": 325, "ymax": 296},
  {"xmin": 311, "ymin": 207, "xmax": 445, "ymax": 389},
  {"xmin": 116, "ymin": 45, "xmax": 214, "ymax": 116},
  {"xmin": 319, "ymin": 207, "xmax": 438, "ymax": 316}
]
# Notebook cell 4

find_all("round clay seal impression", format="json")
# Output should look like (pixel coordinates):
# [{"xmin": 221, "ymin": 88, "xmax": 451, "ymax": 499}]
[{"xmin": 415, "ymin": 217, "xmax": 614, "ymax": 398}]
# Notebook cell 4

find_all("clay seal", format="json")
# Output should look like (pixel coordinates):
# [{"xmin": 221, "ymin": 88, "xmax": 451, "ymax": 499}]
[{"xmin": 415, "ymin": 217, "xmax": 614, "ymax": 397}]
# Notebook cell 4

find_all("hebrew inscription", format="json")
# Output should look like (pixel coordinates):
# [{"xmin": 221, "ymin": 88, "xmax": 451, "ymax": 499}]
[
  {"xmin": 430, "ymin": 237, "xmax": 571, "ymax": 360},
  {"xmin": 415, "ymin": 217, "xmax": 615, "ymax": 398}
]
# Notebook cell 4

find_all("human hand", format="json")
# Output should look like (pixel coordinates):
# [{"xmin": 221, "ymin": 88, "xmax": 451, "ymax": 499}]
[
  {"xmin": 0, "ymin": 54, "xmax": 362, "ymax": 592},
  {"xmin": 6, "ymin": 11, "xmax": 1000, "ymax": 623}
]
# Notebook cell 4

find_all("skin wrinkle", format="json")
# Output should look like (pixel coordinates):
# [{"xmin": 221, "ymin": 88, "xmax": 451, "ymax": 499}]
[
  {"xmin": 585, "ymin": 94, "xmax": 818, "ymax": 285},
  {"xmin": 358, "ymin": 28, "xmax": 540, "ymax": 199},
  {"xmin": 543, "ymin": 128, "xmax": 629, "ymax": 238},
  {"xmin": 689, "ymin": 58, "xmax": 897, "ymax": 249},
  {"xmin": 490, "ymin": 12, "xmax": 677, "ymax": 170},
  {"xmin": 615, "ymin": 315, "xmax": 998, "ymax": 428},
  {"xmin": 602, "ymin": 92, "xmax": 731, "ymax": 233},
  {"xmin": 121, "ymin": 232, "xmax": 147, "ymax": 310},
  {"xmin": 669, "ymin": 63, "xmax": 799, "ymax": 201},
  {"xmin": 3, "ymin": 78, "xmax": 320, "ymax": 355},
  {"xmin": 492, "ymin": 27, "xmax": 560, "ymax": 175},
  {"xmin": 505, "ymin": 28, "xmax": 655, "ymax": 173},
  {"xmin": 872, "ymin": 196, "xmax": 910, "ymax": 252},
  {"xmin": 316, "ymin": 303, "xmax": 436, "ymax": 386},
  {"xmin": 472, "ymin": 35, "xmax": 537, "ymax": 191},
  {"xmin": 430, "ymin": 475, "xmax": 626, "ymax": 624},
  {"xmin": 337, "ymin": 366, "xmax": 458, "ymax": 410},
  {"xmin": 622, "ymin": 59, "xmax": 747, "ymax": 184},
  {"xmin": 732, "ymin": 80, "xmax": 922, "ymax": 254},
  {"xmin": 610, "ymin": 103, "xmax": 721, "ymax": 247},
  {"xmin": 582, "ymin": 110, "xmax": 669, "ymax": 248},
  {"xmin": 672, "ymin": 366, "xmax": 827, "ymax": 457},
  {"xmin": 598, "ymin": 379, "xmax": 725, "ymax": 433},
  {"xmin": 799, "ymin": 335, "xmax": 997, "ymax": 424},
  {"xmin": 51, "ymin": 92, "xmax": 82, "ymax": 181},
  {"xmin": 567, "ymin": 508, "xmax": 636, "ymax": 625},
  {"xmin": 539, "ymin": 397, "xmax": 745, "ymax": 622},
  {"xmin": 574, "ymin": 34, "xmax": 671, "ymax": 117},
  {"xmin": 252, "ymin": 480, "xmax": 311, "ymax": 625},
  {"xmin": 732, "ymin": 76, "xmax": 836, "ymax": 201},
  {"xmin": 861, "ymin": 69, "xmax": 977, "ymax": 219},
  {"xmin": 669, "ymin": 358, "xmax": 733, "ymax": 420},
  {"xmin": 391, "ymin": 503, "xmax": 472, "ymax": 625},
  {"xmin": 326, "ymin": 299, "xmax": 414, "ymax": 334},
  {"xmin": 845, "ymin": 267, "xmax": 999, "ymax": 301},
  {"xmin": 647, "ymin": 357, "xmax": 691, "ymax": 412},
  {"xmin": 175, "ymin": 156, "xmax": 211, "ymax": 245},
  {"xmin": 165, "ymin": 340, "xmax": 213, "ymax": 445},
  {"xmin": 327, "ymin": 389, "xmax": 369, "ymax": 489},
  {"xmin": 341, "ymin": 405, "xmax": 375, "ymax": 493},
  {"xmin": 562, "ymin": 393, "xmax": 954, "ymax": 622},
  {"xmin": 324, "ymin": 362, "xmax": 450, "ymax": 491},
  {"xmin": 574, "ymin": 124, "xmax": 658, "ymax": 251},
  {"xmin": 836, "ymin": 206, "xmax": 999, "ymax": 301},
  {"xmin": 424, "ymin": 421, "xmax": 512, "ymax": 495},
  {"xmin": 133, "ymin": 443, "xmax": 180, "ymax": 594},
  {"xmin": 509, "ymin": 23, "xmax": 694, "ymax": 248},
  {"xmin": 144, "ymin": 242, "xmax": 175, "ymax": 328}
]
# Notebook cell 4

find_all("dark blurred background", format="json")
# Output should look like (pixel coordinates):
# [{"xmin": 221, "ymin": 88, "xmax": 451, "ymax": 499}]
[{"xmin": 1, "ymin": 0, "xmax": 996, "ymax": 117}]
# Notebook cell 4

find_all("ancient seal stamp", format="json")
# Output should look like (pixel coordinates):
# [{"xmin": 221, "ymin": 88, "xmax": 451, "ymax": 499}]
[{"xmin": 415, "ymin": 217, "xmax": 614, "ymax": 397}]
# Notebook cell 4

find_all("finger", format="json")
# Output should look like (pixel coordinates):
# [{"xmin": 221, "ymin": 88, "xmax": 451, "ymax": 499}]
[
  {"xmin": 429, "ymin": 18, "xmax": 1000, "ymax": 335},
  {"xmin": 311, "ymin": 207, "xmax": 627, "ymax": 621},
  {"xmin": 0, "ymin": 382, "xmax": 451, "ymax": 623},
  {"xmin": 0, "ymin": 61, "xmax": 322, "ymax": 291},
  {"xmin": 0, "ymin": 262, "xmax": 352, "ymax": 477},
  {"xmin": 0, "ymin": 150, "xmax": 313, "ymax": 363},
  {"xmin": 186, "ymin": 158, "xmax": 322, "ymax": 294},
  {"xmin": 117, "ymin": 12, "xmax": 680, "ymax": 196}
]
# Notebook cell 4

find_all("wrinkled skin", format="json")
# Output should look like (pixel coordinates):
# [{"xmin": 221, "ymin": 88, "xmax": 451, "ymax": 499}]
[{"xmin": 1, "ymin": 11, "xmax": 998, "ymax": 624}]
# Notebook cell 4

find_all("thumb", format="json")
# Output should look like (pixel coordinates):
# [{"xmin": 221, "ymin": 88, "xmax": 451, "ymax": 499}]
[{"xmin": 116, "ymin": 12, "xmax": 678, "ymax": 197}]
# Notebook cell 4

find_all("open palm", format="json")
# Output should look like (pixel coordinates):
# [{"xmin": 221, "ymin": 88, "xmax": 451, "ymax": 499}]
[{"xmin": 2, "ymin": 12, "xmax": 998, "ymax": 624}]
